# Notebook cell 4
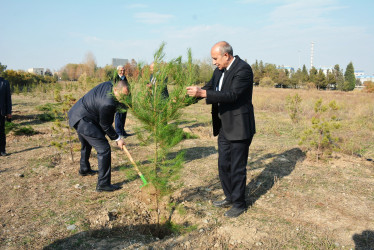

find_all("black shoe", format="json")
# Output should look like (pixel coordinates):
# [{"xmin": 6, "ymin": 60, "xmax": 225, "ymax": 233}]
[
  {"xmin": 96, "ymin": 184, "xmax": 121, "ymax": 192},
  {"xmin": 213, "ymin": 199, "xmax": 233, "ymax": 208},
  {"xmin": 0, "ymin": 152, "xmax": 8, "ymax": 156},
  {"xmin": 224, "ymin": 207, "xmax": 246, "ymax": 218},
  {"xmin": 123, "ymin": 132, "xmax": 134, "ymax": 137},
  {"xmin": 79, "ymin": 169, "xmax": 98, "ymax": 176}
]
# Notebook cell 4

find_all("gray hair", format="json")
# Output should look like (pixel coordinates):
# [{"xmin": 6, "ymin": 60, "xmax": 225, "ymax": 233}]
[
  {"xmin": 218, "ymin": 41, "xmax": 233, "ymax": 56},
  {"xmin": 117, "ymin": 65, "xmax": 125, "ymax": 70}
]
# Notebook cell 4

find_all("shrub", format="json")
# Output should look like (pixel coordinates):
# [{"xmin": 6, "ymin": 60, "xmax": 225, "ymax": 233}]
[
  {"xmin": 259, "ymin": 76, "xmax": 274, "ymax": 88},
  {"xmin": 364, "ymin": 81, "xmax": 374, "ymax": 93},
  {"xmin": 300, "ymin": 98, "xmax": 341, "ymax": 160},
  {"xmin": 285, "ymin": 93, "xmax": 302, "ymax": 123}
]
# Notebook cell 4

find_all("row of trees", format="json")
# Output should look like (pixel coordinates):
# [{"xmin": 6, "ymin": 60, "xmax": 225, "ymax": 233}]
[
  {"xmin": 252, "ymin": 60, "xmax": 358, "ymax": 91},
  {"xmin": 0, "ymin": 56, "xmax": 368, "ymax": 93}
]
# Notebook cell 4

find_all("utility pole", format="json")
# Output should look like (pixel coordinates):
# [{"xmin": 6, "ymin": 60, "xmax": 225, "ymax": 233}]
[{"xmin": 310, "ymin": 41, "xmax": 315, "ymax": 68}]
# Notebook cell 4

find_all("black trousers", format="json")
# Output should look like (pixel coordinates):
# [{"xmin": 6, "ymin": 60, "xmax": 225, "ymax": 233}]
[
  {"xmin": 218, "ymin": 129, "xmax": 253, "ymax": 209},
  {"xmin": 75, "ymin": 118, "xmax": 111, "ymax": 187},
  {"xmin": 0, "ymin": 115, "xmax": 5, "ymax": 153}
]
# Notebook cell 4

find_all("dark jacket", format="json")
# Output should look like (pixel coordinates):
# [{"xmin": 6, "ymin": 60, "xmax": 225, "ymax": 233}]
[
  {"xmin": 202, "ymin": 56, "xmax": 256, "ymax": 141},
  {"xmin": 68, "ymin": 81, "xmax": 119, "ymax": 140},
  {"xmin": 0, "ymin": 77, "xmax": 12, "ymax": 116},
  {"xmin": 150, "ymin": 74, "xmax": 169, "ymax": 99}
]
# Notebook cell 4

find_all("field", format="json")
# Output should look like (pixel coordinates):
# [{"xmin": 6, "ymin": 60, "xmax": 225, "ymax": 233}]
[{"xmin": 0, "ymin": 84, "xmax": 373, "ymax": 249}]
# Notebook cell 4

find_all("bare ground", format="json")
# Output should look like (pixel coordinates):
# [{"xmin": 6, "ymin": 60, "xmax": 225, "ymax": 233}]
[{"xmin": 0, "ymin": 93, "xmax": 373, "ymax": 249}]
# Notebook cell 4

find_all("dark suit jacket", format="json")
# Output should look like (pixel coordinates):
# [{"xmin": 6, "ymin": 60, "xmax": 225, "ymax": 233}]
[
  {"xmin": 202, "ymin": 56, "xmax": 255, "ymax": 141},
  {"xmin": 150, "ymin": 74, "xmax": 169, "ymax": 99},
  {"xmin": 68, "ymin": 81, "xmax": 119, "ymax": 140},
  {"xmin": 0, "ymin": 77, "xmax": 12, "ymax": 116}
]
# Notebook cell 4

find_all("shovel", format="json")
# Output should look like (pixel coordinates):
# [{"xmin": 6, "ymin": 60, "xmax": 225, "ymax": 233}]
[{"xmin": 122, "ymin": 145, "xmax": 148, "ymax": 188}]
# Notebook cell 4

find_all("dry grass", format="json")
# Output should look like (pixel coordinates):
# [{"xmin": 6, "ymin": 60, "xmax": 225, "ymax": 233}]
[{"xmin": 0, "ymin": 83, "xmax": 373, "ymax": 249}]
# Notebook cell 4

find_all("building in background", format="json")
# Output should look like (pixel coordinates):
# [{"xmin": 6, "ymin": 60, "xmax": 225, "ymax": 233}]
[
  {"xmin": 27, "ymin": 68, "xmax": 44, "ymax": 75},
  {"xmin": 277, "ymin": 65, "xmax": 295, "ymax": 74},
  {"xmin": 112, "ymin": 58, "xmax": 128, "ymax": 68},
  {"xmin": 356, "ymin": 75, "xmax": 374, "ymax": 85},
  {"xmin": 354, "ymin": 70, "xmax": 365, "ymax": 77}
]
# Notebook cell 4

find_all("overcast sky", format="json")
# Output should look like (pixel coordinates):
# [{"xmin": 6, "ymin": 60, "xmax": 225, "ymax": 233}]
[{"xmin": 1, "ymin": 0, "xmax": 373, "ymax": 74}]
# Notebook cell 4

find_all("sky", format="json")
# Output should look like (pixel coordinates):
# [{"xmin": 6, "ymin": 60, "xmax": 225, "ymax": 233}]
[{"xmin": 1, "ymin": 0, "xmax": 374, "ymax": 74}]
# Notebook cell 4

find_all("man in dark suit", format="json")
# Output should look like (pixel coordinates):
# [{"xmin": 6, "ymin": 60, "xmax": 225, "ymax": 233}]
[
  {"xmin": 113, "ymin": 65, "xmax": 132, "ymax": 137},
  {"xmin": 68, "ymin": 80, "xmax": 128, "ymax": 192},
  {"xmin": 0, "ymin": 77, "xmax": 12, "ymax": 156},
  {"xmin": 187, "ymin": 41, "xmax": 256, "ymax": 217},
  {"xmin": 148, "ymin": 62, "xmax": 169, "ymax": 99}
]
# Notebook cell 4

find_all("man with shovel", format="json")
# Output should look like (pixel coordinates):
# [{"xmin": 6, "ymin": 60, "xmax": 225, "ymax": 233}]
[{"xmin": 68, "ymin": 80, "xmax": 129, "ymax": 192}]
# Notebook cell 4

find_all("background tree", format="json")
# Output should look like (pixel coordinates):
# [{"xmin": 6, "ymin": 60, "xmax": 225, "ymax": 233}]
[
  {"xmin": 309, "ymin": 67, "xmax": 318, "ymax": 88},
  {"xmin": 83, "ymin": 51, "xmax": 97, "ymax": 78},
  {"xmin": 290, "ymin": 68, "xmax": 302, "ymax": 89},
  {"xmin": 344, "ymin": 62, "xmax": 356, "ymax": 91},
  {"xmin": 259, "ymin": 76, "xmax": 274, "ymax": 87},
  {"xmin": 301, "ymin": 64, "xmax": 309, "ymax": 86},
  {"xmin": 276, "ymin": 69, "xmax": 290, "ymax": 88},
  {"xmin": 326, "ymin": 70, "xmax": 336, "ymax": 89},
  {"xmin": 315, "ymin": 69, "xmax": 327, "ymax": 89},
  {"xmin": 0, "ymin": 62, "xmax": 7, "ymax": 76},
  {"xmin": 45, "ymin": 68, "xmax": 53, "ymax": 76},
  {"xmin": 252, "ymin": 60, "xmax": 264, "ymax": 85},
  {"xmin": 196, "ymin": 58, "xmax": 214, "ymax": 84},
  {"xmin": 334, "ymin": 64, "xmax": 345, "ymax": 91},
  {"xmin": 264, "ymin": 63, "xmax": 278, "ymax": 82},
  {"xmin": 124, "ymin": 59, "xmax": 139, "ymax": 80}
]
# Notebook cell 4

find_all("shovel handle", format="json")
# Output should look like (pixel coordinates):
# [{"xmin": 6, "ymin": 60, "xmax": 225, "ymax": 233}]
[{"xmin": 122, "ymin": 145, "xmax": 141, "ymax": 174}]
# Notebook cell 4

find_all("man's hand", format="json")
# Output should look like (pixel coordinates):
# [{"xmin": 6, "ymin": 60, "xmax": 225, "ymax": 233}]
[
  {"xmin": 116, "ymin": 138, "xmax": 126, "ymax": 149},
  {"xmin": 186, "ymin": 86, "xmax": 207, "ymax": 98},
  {"xmin": 6, "ymin": 114, "xmax": 12, "ymax": 122}
]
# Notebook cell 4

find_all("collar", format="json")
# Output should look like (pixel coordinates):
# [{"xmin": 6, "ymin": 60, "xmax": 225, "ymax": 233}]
[{"xmin": 225, "ymin": 57, "xmax": 235, "ymax": 72}]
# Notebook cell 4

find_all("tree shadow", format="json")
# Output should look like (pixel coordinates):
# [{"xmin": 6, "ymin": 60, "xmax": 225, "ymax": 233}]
[
  {"xmin": 9, "ymin": 146, "xmax": 44, "ymax": 155},
  {"xmin": 353, "ymin": 230, "xmax": 374, "ymax": 250},
  {"xmin": 167, "ymin": 146, "xmax": 217, "ymax": 164},
  {"xmin": 11, "ymin": 113, "xmax": 59, "ymax": 126},
  {"xmin": 246, "ymin": 148, "xmax": 306, "ymax": 207},
  {"xmin": 43, "ymin": 223, "xmax": 170, "ymax": 249}
]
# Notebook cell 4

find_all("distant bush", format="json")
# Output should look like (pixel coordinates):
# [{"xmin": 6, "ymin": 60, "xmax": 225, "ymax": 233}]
[
  {"xmin": 259, "ymin": 77, "xmax": 275, "ymax": 88},
  {"xmin": 364, "ymin": 81, "xmax": 374, "ymax": 93}
]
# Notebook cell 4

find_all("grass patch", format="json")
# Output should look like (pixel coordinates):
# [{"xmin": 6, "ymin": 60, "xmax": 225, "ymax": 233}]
[{"xmin": 13, "ymin": 125, "xmax": 37, "ymax": 136}]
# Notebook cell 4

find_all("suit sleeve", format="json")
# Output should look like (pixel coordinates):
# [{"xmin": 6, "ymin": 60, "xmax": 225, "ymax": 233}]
[
  {"xmin": 206, "ymin": 66, "xmax": 253, "ymax": 104},
  {"xmin": 202, "ymin": 71, "xmax": 217, "ymax": 104},
  {"xmin": 99, "ymin": 104, "xmax": 118, "ymax": 140}
]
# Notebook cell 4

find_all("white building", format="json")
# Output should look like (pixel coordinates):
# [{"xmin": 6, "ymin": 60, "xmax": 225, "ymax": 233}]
[
  {"xmin": 277, "ymin": 65, "xmax": 295, "ymax": 74},
  {"xmin": 27, "ymin": 68, "xmax": 44, "ymax": 75},
  {"xmin": 354, "ymin": 70, "xmax": 365, "ymax": 77},
  {"xmin": 356, "ymin": 75, "xmax": 374, "ymax": 84},
  {"xmin": 112, "ymin": 58, "xmax": 129, "ymax": 68}
]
